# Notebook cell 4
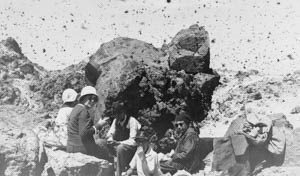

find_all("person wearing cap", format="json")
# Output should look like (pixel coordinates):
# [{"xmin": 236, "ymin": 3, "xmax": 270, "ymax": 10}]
[
  {"xmin": 54, "ymin": 88, "xmax": 78, "ymax": 147},
  {"xmin": 125, "ymin": 128, "xmax": 163, "ymax": 176},
  {"xmin": 101, "ymin": 101, "xmax": 141, "ymax": 176},
  {"xmin": 67, "ymin": 86, "xmax": 110, "ymax": 160},
  {"xmin": 55, "ymin": 88, "xmax": 78, "ymax": 127},
  {"xmin": 160, "ymin": 112, "xmax": 200, "ymax": 175}
]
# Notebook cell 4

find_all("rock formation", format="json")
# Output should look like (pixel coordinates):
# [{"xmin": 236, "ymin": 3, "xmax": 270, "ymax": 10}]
[
  {"xmin": 2, "ymin": 24, "xmax": 300, "ymax": 175},
  {"xmin": 0, "ymin": 106, "xmax": 47, "ymax": 176},
  {"xmin": 85, "ymin": 24, "xmax": 220, "ymax": 150},
  {"xmin": 0, "ymin": 37, "xmax": 87, "ymax": 112},
  {"xmin": 42, "ymin": 149, "xmax": 111, "ymax": 176},
  {"xmin": 164, "ymin": 24, "xmax": 211, "ymax": 74}
]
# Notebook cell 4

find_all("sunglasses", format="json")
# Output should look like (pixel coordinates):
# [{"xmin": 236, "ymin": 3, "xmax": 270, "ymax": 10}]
[
  {"xmin": 88, "ymin": 96, "xmax": 98, "ymax": 102},
  {"xmin": 174, "ymin": 122, "xmax": 185, "ymax": 128}
]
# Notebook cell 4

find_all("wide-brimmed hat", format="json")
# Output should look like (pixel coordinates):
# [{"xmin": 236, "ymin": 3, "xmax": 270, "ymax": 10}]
[
  {"xmin": 62, "ymin": 88, "xmax": 78, "ymax": 103},
  {"xmin": 79, "ymin": 86, "xmax": 98, "ymax": 102}
]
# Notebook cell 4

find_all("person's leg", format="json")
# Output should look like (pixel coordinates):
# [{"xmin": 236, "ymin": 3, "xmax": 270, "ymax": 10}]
[
  {"xmin": 95, "ymin": 139, "xmax": 113, "ymax": 162},
  {"xmin": 160, "ymin": 160, "xmax": 181, "ymax": 175},
  {"xmin": 67, "ymin": 145, "xmax": 87, "ymax": 154},
  {"xmin": 116, "ymin": 144, "xmax": 137, "ymax": 176}
]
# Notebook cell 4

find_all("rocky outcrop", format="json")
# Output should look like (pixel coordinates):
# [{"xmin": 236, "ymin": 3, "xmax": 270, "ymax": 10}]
[
  {"xmin": 42, "ymin": 149, "xmax": 111, "ymax": 176},
  {"xmin": 0, "ymin": 38, "xmax": 47, "ymax": 109},
  {"xmin": 86, "ymin": 25, "xmax": 219, "ymax": 150},
  {"xmin": 0, "ymin": 37, "xmax": 88, "ymax": 111},
  {"xmin": 32, "ymin": 63, "xmax": 87, "ymax": 112},
  {"xmin": 257, "ymin": 167, "xmax": 300, "ymax": 176},
  {"xmin": 0, "ymin": 37, "xmax": 46, "ymax": 81},
  {"xmin": 164, "ymin": 24, "xmax": 211, "ymax": 74},
  {"xmin": 0, "ymin": 106, "xmax": 47, "ymax": 176}
]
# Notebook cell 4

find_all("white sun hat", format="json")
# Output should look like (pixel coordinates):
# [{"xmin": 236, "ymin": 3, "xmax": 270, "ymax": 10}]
[
  {"xmin": 62, "ymin": 88, "xmax": 78, "ymax": 103},
  {"xmin": 79, "ymin": 86, "xmax": 98, "ymax": 101}
]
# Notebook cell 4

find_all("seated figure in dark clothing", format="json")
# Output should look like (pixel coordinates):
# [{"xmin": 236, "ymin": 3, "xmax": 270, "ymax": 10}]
[
  {"xmin": 67, "ymin": 86, "xmax": 110, "ymax": 160},
  {"xmin": 160, "ymin": 112, "xmax": 202, "ymax": 175}
]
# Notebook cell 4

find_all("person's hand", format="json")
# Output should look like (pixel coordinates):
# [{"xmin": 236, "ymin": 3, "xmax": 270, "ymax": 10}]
[
  {"xmin": 164, "ymin": 150, "xmax": 173, "ymax": 160},
  {"xmin": 124, "ymin": 168, "xmax": 133, "ymax": 176},
  {"xmin": 107, "ymin": 140, "xmax": 120, "ymax": 146},
  {"xmin": 96, "ymin": 117, "xmax": 110, "ymax": 127}
]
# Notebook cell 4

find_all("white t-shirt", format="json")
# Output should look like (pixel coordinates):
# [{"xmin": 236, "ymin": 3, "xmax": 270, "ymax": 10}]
[{"xmin": 129, "ymin": 146, "xmax": 163, "ymax": 176}]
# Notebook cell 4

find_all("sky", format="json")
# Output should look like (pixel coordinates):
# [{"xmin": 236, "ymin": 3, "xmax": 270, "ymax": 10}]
[{"xmin": 0, "ymin": 0, "xmax": 300, "ymax": 76}]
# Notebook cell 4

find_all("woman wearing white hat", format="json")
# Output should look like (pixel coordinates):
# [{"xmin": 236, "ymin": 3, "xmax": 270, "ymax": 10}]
[
  {"xmin": 67, "ymin": 86, "xmax": 110, "ymax": 160},
  {"xmin": 55, "ymin": 88, "xmax": 78, "ymax": 127},
  {"xmin": 54, "ymin": 88, "xmax": 78, "ymax": 147}
]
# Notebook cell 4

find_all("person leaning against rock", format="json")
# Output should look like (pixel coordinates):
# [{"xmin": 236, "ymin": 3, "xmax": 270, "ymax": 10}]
[
  {"xmin": 160, "ymin": 112, "xmax": 201, "ymax": 175},
  {"xmin": 67, "ymin": 86, "xmax": 110, "ymax": 160},
  {"xmin": 99, "ymin": 101, "xmax": 141, "ymax": 176}
]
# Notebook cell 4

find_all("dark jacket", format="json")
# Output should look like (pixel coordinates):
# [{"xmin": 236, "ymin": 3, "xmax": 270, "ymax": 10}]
[
  {"xmin": 172, "ymin": 127, "xmax": 200, "ymax": 173},
  {"xmin": 67, "ymin": 104, "xmax": 105, "ymax": 158}
]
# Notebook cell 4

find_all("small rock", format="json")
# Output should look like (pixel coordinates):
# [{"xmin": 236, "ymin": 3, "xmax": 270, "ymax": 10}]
[{"xmin": 291, "ymin": 106, "xmax": 300, "ymax": 114}]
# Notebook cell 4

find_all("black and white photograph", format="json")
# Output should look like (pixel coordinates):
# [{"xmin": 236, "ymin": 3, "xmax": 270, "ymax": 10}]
[{"xmin": 0, "ymin": 0, "xmax": 299, "ymax": 175}]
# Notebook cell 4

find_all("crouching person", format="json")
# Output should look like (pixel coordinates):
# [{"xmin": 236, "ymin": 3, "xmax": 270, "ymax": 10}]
[
  {"xmin": 160, "ymin": 112, "xmax": 200, "ymax": 175},
  {"xmin": 67, "ymin": 86, "xmax": 110, "ymax": 160},
  {"xmin": 125, "ymin": 127, "xmax": 163, "ymax": 176}
]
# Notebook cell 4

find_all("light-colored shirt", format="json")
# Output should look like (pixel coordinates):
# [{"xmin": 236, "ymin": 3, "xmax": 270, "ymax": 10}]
[
  {"xmin": 129, "ymin": 147, "xmax": 163, "ymax": 176},
  {"xmin": 107, "ymin": 116, "xmax": 141, "ymax": 146},
  {"xmin": 55, "ymin": 106, "xmax": 73, "ymax": 126},
  {"xmin": 55, "ymin": 106, "xmax": 73, "ymax": 146}
]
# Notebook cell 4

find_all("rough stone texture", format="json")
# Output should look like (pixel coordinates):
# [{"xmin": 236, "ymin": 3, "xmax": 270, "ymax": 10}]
[
  {"xmin": 257, "ymin": 167, "xmax": 300, "ymax": 176},
  {"xmin": 87, "ymin": 35, "xmax": 219, "ymax": 151},
  {"xmin": 0, "ymin": 83, "xmax": 23, "ymax": 105},
  {"xmin": 0, "ymin": 106, "xmax": 47, "ymax": 176},
  {"xmin": 34, "ymin": 65, "xmax": 87, "ymax": 112},
  {"xmin": 0, "ymin": 37, "xmax": 46, "ymax": 81},
  {"xmin": 0, "ymin": 37, "xmax": 88, "ymax": 112},
  {"xmin": 165, "ymin": 24, "xmax": 211, "ymax": 74},
  {"xmin": 283, "ymin": 127, "xmax": 300, "ymax": 167},
  {"xmin": 291, "ymin": 106, "xmax": 300, "ymax": 114},
  {"xmin": 42, "ymin": 148, "xmax": 111, "ymax": 176},
  {"xmin": 0, "ymin": 38, "xmax": 47, "ymax": 109},
  {"xmin": 201, "ymin": 70, "xmax": 300, "ymax": 174},
  {"xmin": 87, "ymin": 37, "xmax": 169, "ymax": 119}
]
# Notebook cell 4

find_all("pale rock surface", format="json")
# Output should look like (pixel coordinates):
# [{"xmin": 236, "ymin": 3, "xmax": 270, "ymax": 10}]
[
  {"xmin": 0, "ymin": 106, "xmax": 47, "ymax": 176},
  {"xmin": 42, "ymin": 148, "xmax": 111, "ymax": 176}
]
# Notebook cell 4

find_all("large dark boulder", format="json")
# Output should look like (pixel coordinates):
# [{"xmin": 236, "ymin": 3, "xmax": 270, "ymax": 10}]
[
  {"xmin": 165, "ymin": 24, "xmax": 211, "ymax": 74},
  {"xmin": 86, "ymin": 28, "xmax": 219, "ymax": 149},
  {"xmin": 86, "ymin": 37, "xmax": 169, "ymax": 119}
]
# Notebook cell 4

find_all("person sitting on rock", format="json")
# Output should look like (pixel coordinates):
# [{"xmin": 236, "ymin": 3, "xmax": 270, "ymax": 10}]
[
  {"xmin": 101, "ymin": 101, "xmax": 141, "ymax": 176},
  {"xmin": 54, "ymin": 88, "xmax": 78, "ymax": 147},
  {"xmin": 67, "ymin": 86, "xmax": 110, "ymax": 160},
  {"xmin": 160, "ymin": 112, "xmax": 201, "ymax": 175},
  {"xmin": 125, "ymin": 127, "xmax": 163, "ymax": 176}
]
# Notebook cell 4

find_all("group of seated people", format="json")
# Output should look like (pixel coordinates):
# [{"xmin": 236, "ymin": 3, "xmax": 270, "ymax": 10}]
[
  {"xmin": 55, "ymin": 86, "xmax": 204, "ymax": 176},
  {"xmin": 55, "ymin": 86, "xmax": 286, "ymax": 176}
]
